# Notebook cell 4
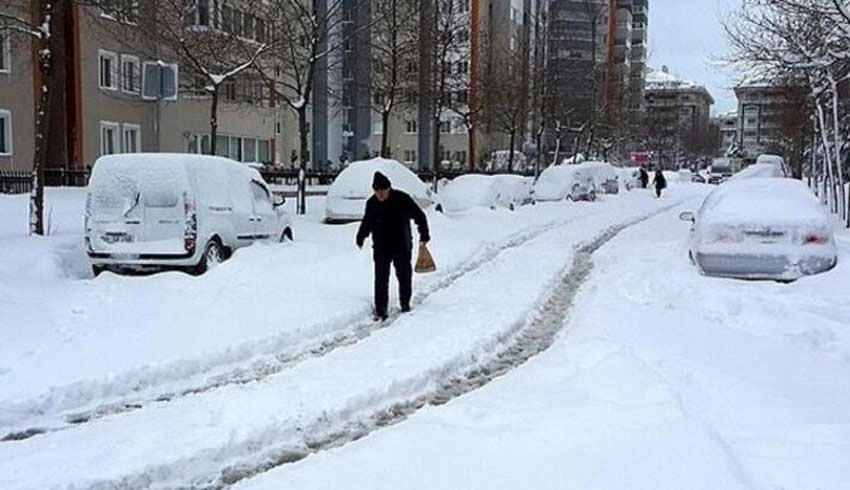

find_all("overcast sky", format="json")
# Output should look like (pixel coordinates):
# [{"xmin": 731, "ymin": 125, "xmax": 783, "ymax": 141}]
[{"xmin": 648, "ymin": 0, "xmax": 739, "ymax": 115}]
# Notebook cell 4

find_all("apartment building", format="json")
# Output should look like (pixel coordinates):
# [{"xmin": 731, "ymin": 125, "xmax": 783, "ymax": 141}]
[
  {"xmin": 734, "ymin": 82, "xmax": 788, "ymax": 166},
  {"xmin": 0, "ymin": 1, "xmax": 294, "ymax": 173},
  {"xmin": 712, "ymin": 110, "xmax": 738, "ymax": 155},
  {"xmin": 544, "ymin": 0, "xmax": 648, "ymax": 155},
  {"xmin": 0, "ymin": 25, "xmax": 35, "ymax": 171}
]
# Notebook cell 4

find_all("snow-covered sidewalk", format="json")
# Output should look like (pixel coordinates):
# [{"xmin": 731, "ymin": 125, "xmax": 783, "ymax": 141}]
[
  {"xmin": 233, "ymin": 204, "xmax": 850, "ymax": 490},
  {"xmin": 0, "ymin": 187, "xmax": 699, "ymax": 489}
]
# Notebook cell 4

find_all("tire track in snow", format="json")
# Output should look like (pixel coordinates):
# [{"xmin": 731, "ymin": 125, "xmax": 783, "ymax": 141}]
[
  {"xmin": 172, "ymin": 202, "xmax": 686, "ymax": 490},
  {"xmin": 1, "ymin": 211, "xmax": 597, "ymax": 443}
]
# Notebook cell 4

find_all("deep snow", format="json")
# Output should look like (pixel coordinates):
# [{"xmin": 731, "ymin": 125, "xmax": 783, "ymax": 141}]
[
  {"xmin": 233, "ymin": 201, "xmax": 850, "ymax": 490},
  {"xmin": 1, "ymin": 182, "xmax": 848, "ymax": 490},
  {"xmin": 0, "ymin": 185, "xmax": 697, "ymax": 489}
]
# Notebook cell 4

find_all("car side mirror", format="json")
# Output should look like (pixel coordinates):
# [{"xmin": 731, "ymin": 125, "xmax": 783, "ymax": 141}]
[
  {"xmin": 679, "ymin": 211, "xmax": 695, "ymax": 223},
  {"xmin": 273, "ymin": 194, "xmax": 286, "ymax": 208}
]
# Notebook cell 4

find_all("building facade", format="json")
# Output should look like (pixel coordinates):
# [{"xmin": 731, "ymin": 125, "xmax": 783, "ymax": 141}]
[
  {"xmin": 734, "ymin": 83, "xmax": 788, "ymax": 166},
  {"xmin": 0, "ymin": 1, "xmax": 295, "ymax": 173}
]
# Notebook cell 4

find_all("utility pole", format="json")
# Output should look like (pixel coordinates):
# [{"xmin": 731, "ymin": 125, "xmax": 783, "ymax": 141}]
[{"xmin": 469, "ymin": 0, "xmax": 479, "ymax": 172}]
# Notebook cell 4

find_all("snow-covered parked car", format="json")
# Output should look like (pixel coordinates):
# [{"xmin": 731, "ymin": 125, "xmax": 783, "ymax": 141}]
[
  {"xmin": 86, "ymin": 154, "xmax": 292, "ymax": 275},
  {"xmin": 679, "ymin": 178, "xmax": 837, "ymax": 281},
  {"xmin": 616, "ymin": 167, "xmax": 641, "ymax": 190},
  {"xmin": 581, "ymin": 161, "xmax": 620, "ymax": 194},
  {"xmin": 436, "ymin": 174, "xmax": 532, "ymax": 213},
  {"xmin": 325, "ymin": 157, "xmax": 433, "ymax": 222},
  {"xmin": 532, "ymin": 164, "xmax": 596, "ymax": 202},
  {"xmin": 730, "ymin": 157, "xmax": 787, "ymax": 181},
  {"xmin": 677, "ymin": 169, "xmax": 694, "ymax": 183}
]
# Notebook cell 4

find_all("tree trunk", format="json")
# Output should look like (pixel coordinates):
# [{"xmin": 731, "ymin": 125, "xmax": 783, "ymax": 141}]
[
  {"xmin": 829, "ymin": 80, "xmax": 847, "ymax": 221},
  {"xmin": 381, "ymin": 110, "xmax": 391, "ymax": 158},
  {"xmin": 816, "ymin": 101, "xmax": 837, "ymax": 212},
  {"xmin": 297, "ymin": 105, "xmax": 309, "ymax": 215},
  {"xmin": 30, "ymin": 1, "xmax": 55, "ymax": 236},
  {"xmin": 508, "ymin": 131, "xmax": 516, "ymax": 173},
  {"xmin": 209, "ymin": 89, "xmax": 219, "ymax": 155}
]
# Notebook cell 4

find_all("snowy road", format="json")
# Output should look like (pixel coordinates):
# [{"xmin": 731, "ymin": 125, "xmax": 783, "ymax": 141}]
[
  {"xmin": 233, "ymin": 201, "xmax": 850, "ymax": 490},
  {"xmin": 0, "ymin": 187, "xmax": 697, "ymax": 489},
  {"xmin": 3, "ymin": 183, "xmax": 848, "ymax": 490}
]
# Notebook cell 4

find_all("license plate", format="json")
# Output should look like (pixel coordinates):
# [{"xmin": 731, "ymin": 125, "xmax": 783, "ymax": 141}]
[{"xmin": 102, "ymin": 233, "xmax": 134, "ymax": 244}]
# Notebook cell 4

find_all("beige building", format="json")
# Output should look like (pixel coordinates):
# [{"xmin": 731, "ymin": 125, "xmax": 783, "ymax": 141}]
[
  {"xmin": 0, "ymin": 26, "xmax": 35, "ymax": 171},
  {"xmin": 0, "ymin": 2, "xmax": 298, "ymax": 174},
  {"xmin": 734, "ymin": 82, "xmax": 788, "ymax": 166}
]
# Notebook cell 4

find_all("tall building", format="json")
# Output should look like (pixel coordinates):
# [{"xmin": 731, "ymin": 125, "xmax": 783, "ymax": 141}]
[
  {"xmin": 712, "ymin": 110, "xmax": 738, "ymax": 155},
  {"xmin": 543, "ymin": 0, "xmax": 648, "ymax": 156}
]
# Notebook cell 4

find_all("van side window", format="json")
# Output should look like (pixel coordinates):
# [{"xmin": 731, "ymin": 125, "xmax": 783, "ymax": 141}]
[{"xmin": 250, "ymin": 181, "xmax": 273, "ymax": 213}]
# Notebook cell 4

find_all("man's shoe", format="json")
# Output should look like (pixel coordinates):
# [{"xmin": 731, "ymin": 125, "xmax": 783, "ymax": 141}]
[
  {"xmin": 401, "ymin": 305, "xmax": 411, "ymax": 313},
  {"xmin": 373, "ymin": 312, "xmax": 388, "ymax": 322}
]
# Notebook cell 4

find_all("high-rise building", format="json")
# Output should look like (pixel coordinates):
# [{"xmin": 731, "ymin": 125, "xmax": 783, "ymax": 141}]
[{"xmin": 734, "ymin": 82, "xmax": 789, "ymax": 165}]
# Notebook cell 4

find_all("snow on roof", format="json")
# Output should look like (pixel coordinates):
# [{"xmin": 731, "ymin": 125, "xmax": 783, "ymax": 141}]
[{"xmin": 645, "ymin": 66, "xmax": 697, "ymax": 90}]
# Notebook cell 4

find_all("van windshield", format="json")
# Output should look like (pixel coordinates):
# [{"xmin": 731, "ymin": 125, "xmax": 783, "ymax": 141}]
[{"xmin": 89, "ymin": 160, "xmax": 185, "ymax": 218}]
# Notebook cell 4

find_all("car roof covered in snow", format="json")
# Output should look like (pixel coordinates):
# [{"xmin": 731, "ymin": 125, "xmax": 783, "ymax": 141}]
[
  {"xmin": 327, "ymin": 157, "xmax": 431, "ymax": 201},
  {"xmin": 701, "ymin": 178, "xmax": 829, "ymax": 228}
]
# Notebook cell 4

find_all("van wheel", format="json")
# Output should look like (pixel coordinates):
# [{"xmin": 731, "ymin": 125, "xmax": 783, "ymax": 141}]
[
  {"xmin": 280, "ymin": 227, "xmax": 293, "ymax": 242},
  {"xmin": 196, "ymin": 239, "xmax": 224, "ymax": 274},
  {"xmin": 92, "ymin": 265, "xmax": 106, "ymax": 277}
]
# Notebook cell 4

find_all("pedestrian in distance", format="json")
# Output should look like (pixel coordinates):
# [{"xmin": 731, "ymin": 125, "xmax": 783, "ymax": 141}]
[
  {"xmin": 356, "ymin": 171, "xmax": 431, "ymax": 321},
  {"xmin": 639, "ymin": 167, "xmax": 650, "ymax": 189},
  {"xmin": 653, "ymin": 169, "xmax": 667, "ymax": 198}
]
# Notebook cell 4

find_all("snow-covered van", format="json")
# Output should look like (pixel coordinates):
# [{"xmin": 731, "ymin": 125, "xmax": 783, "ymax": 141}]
[{"xmin": 85, "ymin": 154, "xmax": 293, "ymax": 275}]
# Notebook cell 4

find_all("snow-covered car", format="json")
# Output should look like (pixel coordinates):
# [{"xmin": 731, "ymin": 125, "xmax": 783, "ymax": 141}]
[
  {"xmin": 755, "ymin": 154, "xmax": 787, "ymax": 174},
  {"xmin": 581, "ymin": 161, "xmax": 620, "ymax": 194},
  {"xmin": 86, "ymin": 154, "xmax": 292, "ymax": 275},
  {"xmin": 679, "ymin": 178, "xmax": 837, "ymax": 281},
  {"xmin": 677, "ymin": 169, "xmax": 694, "ymax": 183},
  {"xmin": 436, "ymin": 174, "xmax": 532, "ymax": 213},
  {"xmin": 325, "ymin": 157, "xmax": 433, "ymax": 222},
  {"xmin": 532, "ymin": 164, "xmax": 596, "ymax": 202},
  {"xmin": 691, "ymin": 173, "xmax": 707, "ymax": 184},
  {"xmin": 616, "ymin": 167, "xmax": 641, "ymax": 190},
  {"xmin": 729, "ymin": 160, "xmax": 787, "ymax": 181}
]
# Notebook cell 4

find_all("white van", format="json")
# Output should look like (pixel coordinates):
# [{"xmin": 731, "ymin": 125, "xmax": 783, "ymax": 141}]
[{"xmin": 85, "ymin": 154, "xmax": 293, "ymax": 275}]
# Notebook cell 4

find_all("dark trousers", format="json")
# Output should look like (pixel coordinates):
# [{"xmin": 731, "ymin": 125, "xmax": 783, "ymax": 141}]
[
  {"xmin": 374, "ymin": 249, "xmax": 413, "ymax": 316},
  {"xmin": 655, "ymin": 186, "xmax": 663, "ymax": 198}
]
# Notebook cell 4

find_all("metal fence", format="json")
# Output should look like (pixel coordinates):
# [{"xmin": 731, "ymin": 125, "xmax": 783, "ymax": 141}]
[
  {"xmin": 0, "ymin": 169, "xmax": 91, "ymax": 194},
  {"xmin": 1, "ymin": 166, "xmax": 536, "ymax": 195}
]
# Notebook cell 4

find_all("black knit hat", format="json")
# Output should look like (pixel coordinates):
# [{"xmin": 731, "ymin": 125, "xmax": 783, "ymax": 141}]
[{"xmin": 372, "ymin": 171, "xmax": 391, "ymax": 190}]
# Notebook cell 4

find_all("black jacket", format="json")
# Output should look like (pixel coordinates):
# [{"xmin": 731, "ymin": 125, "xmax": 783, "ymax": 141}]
[
  {"xmin": 357, "ymin": 189, "xmax": 430, "ymax": 254},
  {"xmin": 653, "ymin": 172, "xmax": 667, "ymax": 189}
]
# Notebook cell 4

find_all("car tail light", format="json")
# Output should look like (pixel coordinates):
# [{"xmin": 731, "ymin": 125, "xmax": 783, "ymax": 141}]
[
  {"xmin": 802, "ymin": 234, "xmax": 828, "ymax": 245},
  {"xmin": 184, "ymin": 192, "xmax": 197, "ymax": 252}
]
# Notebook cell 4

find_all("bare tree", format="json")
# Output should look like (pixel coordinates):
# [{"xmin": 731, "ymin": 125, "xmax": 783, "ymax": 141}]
[
  {"xmin": 256, "ymin": 0, "xmax": 371, "ymax": 214},
  {"xmin": 369, "ymin": 0, "xmax": 419, "ymax": 158},
  {"xmin": 1, "ymin": 0, "xmax": 62, "ymax": 235},
  {"xmin": 485, "ymin": 35, "xmax": 532, "ymax": 173}
]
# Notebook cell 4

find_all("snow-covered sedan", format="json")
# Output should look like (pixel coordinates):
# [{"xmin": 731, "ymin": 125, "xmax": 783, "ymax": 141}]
[
  {"xmin": 532, "ymin": 164, "xmax": 596, "ymax": 202},
  {"xmin": 680, "ymin": 178, "xmax": 837, "ymax": 281},
  {"xmin": 436, "ymin": 174, "xmax": 532, "ymax": 213},
  {"xmin": 325, "ymin": 157, "xmax": 433, "ymax": 222}
]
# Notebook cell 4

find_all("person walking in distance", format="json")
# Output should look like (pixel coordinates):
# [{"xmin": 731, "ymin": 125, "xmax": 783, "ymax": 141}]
[
  {"xmin": 639, "ymin": 167, "xmax": 650, "ymax": 189},
  {"xmin": 357, "ymin": 171, "xmax": 430, "ymax": 321},
  {"xmin": 653, "ymin": 169, "xmax": 667, "ymax": 198}
]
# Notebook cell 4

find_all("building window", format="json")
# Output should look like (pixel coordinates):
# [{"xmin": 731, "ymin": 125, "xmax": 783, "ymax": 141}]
[
  {"xmin": 405, "ymin": 120, "xmax": 417, "ymax": 134},
  {"xmin": 99, "ymin": 50, "xmax": 119, "ymax": 90},
  {"xmin": 0, "ymin": 110, "xmax": 12, "ymax": 156},
  {"xmin": 0, "ymin": 33, "xmax": 10, "ymax": 73},
  {"xmin": 100, "ymin": 121, "xmax": 120, "ymax": 155},
  {"xmin": 121, "ymin": 54, "xmax": 140, "ymax": 94},
  {"xmin": 122, "ymin": 123, "xmax": 141, "ymax": 152}
]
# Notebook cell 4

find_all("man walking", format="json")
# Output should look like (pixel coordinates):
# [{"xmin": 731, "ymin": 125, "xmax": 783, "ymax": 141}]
[
  {"xmin": 639, "ymin": 167, "xmax": 650, "ymax": 189},
  {"xmin": 653, "ymin": 169, "xmax": 667, "ymax": 198},
  {"xmin": 356, "ymin": 171, "xmax": 430, "ymax": 321}
]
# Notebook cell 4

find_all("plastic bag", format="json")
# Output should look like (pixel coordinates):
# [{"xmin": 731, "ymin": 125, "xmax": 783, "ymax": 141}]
[{"xmin": 415, "ymin": 243, "xmax": 437, "ymax": 273}]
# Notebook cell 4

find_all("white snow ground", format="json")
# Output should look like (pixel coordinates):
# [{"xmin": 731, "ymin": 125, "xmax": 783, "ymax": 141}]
[
  {"xmin": 1, "ymin": 182, "xmax": 848, "ymax": 489},
  {"xmin": 234, "ymin": 200, "xmax": 850, "ymax": 490}
]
